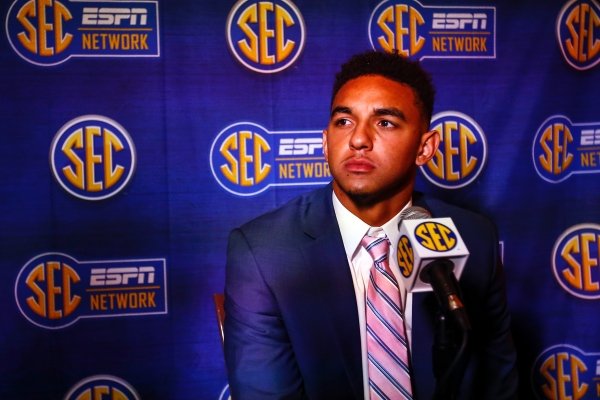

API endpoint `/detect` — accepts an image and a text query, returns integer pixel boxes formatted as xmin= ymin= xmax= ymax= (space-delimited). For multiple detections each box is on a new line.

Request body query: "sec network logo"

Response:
xmin=210 ymin=122 xmax=328 ymax=196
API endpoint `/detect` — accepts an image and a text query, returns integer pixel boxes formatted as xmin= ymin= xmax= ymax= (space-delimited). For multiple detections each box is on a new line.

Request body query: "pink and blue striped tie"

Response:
xmin=362 ymin=233 xmax=413 ymax=399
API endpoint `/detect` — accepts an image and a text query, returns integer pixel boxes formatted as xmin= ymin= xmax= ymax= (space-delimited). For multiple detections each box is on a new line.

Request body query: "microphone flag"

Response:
xmin=397 ymin=217 xmax=469 ymax=293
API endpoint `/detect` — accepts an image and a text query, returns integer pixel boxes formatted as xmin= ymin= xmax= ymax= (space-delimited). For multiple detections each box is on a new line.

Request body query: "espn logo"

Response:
xmin=278 ymin=138 xmax=323 ymax=156
xmin=82 ymin=7 xmax=149 ymax=26
xmin=90 ymin=267 xmax=155 ymax=286
xmin=432 ymin=13 xmax=488 ymax=30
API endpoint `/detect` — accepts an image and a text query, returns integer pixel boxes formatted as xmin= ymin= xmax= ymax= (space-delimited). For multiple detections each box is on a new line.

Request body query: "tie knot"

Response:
xmin=361 ymin=234 xmax=390 ymax=264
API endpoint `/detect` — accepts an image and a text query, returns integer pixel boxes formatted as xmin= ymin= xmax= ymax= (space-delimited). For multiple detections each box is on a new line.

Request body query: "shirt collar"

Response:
xmin=332 ymin=192 xmax=412 ymax=258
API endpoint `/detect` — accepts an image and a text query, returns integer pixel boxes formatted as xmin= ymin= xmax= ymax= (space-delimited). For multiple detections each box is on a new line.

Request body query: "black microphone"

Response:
xmin=397 ymin=206 xmax=471 ymax=331
xmin=421 ymin=258 xmax=471 ymax=331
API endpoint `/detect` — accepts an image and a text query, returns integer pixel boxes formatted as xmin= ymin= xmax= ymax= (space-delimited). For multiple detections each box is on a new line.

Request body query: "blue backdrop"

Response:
xmin=2 ymin=0 xmax=600 ymax=399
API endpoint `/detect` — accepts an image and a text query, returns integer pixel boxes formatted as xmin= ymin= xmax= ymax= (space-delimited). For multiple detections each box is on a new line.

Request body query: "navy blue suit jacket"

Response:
xmin=224 ymin=184 xmax=518 ymax=399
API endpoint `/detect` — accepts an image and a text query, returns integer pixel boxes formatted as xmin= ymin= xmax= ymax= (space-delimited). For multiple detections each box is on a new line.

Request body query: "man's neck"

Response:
xmin=332 ymin=184 xmax=413 ymax=226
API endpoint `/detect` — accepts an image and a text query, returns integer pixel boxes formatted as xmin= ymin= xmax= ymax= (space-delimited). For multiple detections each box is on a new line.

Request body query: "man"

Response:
xmin=224 ymin=50 xmax=518 ymax=399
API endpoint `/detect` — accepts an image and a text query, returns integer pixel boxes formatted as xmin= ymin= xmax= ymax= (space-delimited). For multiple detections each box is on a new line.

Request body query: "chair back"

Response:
xmin=213 ymin=293 xmax=225 ymax=344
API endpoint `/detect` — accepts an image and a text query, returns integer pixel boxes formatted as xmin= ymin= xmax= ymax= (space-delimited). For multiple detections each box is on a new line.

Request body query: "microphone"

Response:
xmin=396 ymin=206 xmax=471 ymax=330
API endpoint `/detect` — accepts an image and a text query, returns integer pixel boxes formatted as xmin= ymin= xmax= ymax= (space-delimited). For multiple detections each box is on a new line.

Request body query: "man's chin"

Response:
xmin=341 ymin=181 xmax=409 ymax=207
xmin=345 ymin=187 xmax=378 ymax=205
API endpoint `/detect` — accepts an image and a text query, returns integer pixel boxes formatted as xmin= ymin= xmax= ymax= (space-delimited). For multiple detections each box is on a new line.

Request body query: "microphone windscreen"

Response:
xmin=399 ymin=206 xmax=431 ymax=220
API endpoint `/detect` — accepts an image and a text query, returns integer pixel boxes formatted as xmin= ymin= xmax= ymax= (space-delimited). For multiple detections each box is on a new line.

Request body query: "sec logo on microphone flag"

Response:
xmin=397 ymin=217 xmax=469 ymax=292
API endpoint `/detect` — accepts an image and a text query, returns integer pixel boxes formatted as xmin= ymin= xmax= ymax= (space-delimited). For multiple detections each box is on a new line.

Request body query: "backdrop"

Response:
xmin=2 ymin=0 xmax=600 ymax=399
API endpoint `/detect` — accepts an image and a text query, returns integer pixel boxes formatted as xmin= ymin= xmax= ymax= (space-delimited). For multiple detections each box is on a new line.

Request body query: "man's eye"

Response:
xmin=379 ymin=120 xmax=396 ymax=128
xmin=334 ymin=118 xmax=351 ymax=126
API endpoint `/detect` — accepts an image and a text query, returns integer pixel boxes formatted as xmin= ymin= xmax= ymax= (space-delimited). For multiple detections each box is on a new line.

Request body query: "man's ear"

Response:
xmin=322 ymin=129 xmax=329 ymax=162
xmin=416 ymin=129 xmax=440 ymax=166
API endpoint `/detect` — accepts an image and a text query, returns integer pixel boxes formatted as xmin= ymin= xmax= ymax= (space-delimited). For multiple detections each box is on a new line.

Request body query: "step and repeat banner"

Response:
xmin=1 ymin=0 xmax=599 ymax=399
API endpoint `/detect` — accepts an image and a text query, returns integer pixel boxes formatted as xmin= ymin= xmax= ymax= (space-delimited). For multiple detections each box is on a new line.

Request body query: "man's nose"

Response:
xmin=349 ymin=123 xmax=373 ymax=150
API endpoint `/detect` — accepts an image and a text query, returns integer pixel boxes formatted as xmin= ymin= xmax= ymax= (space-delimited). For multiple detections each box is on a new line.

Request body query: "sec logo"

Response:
xmin=226 ymin=0 xmax=305 ymax=73
xmin=65 ymin=375 xmax=140 ymax=400
xmin=50 ymin=115 xmax=136 ymax=200
xmin=421 ymin=111 xmax=487 ymax=189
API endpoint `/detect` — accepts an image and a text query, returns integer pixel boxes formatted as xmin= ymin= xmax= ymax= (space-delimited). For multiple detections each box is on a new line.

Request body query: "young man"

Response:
xmin=224 ymin=50 xmax=518 ymax=399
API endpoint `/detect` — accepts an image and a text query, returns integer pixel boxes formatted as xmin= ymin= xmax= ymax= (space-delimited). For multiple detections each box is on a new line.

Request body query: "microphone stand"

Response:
xmin=421 ymin=260 xmax=471 ymax=400
xmin=432 ymin=311 xmax=468 ymax=399
xmin=432 ymin=312 xmax=456 ymax=399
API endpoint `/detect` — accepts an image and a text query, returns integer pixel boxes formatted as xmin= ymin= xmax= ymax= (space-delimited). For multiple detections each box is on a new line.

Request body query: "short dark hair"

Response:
xmin=331 ymin=50 xmax=435 ymax=127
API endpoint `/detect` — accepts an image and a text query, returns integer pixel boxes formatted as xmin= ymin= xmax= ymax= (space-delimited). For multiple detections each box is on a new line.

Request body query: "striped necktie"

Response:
xmin=362 ymin=232 xmax=413 ymax=400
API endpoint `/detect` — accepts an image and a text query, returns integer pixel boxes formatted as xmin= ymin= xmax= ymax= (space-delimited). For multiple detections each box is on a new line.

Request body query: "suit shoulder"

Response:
xmin=424 ymin=195 xmax=493 ymax=223
xmin=235 ymin=185 xmax=332 ymax=238
xmin=420 ymin=194 xmax=497 ymax=239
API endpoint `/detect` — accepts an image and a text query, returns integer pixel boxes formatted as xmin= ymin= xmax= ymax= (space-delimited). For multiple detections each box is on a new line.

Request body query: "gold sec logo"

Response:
xmin=369 ymin=0 xmax=426 ymax=57
xmin=420 ymin=111 xmax=487 ymax=189
xmin=552 ymin=223 xmax=600 ymax=299
xmin=50 ymin=115 xmax=136 ymax=200
xmin=15 ymin=253 xmax=82 ymax=329
xmin=6 ymin=0 xmax=74 ymax=66
xmin=556 ymin=0 xmax=600 ymax=71
xmin=65 ymin=375 xmax=140 ymax=400
xmin=210 ymin=122 xmax=273 ymax=196
xmin=414 ymin=221 xmax=457 ymax=252
xmin=532 ymin=344 xmax=600 ymax=399
xmin=226 ymin=0 xmax=306 ymax=73
xmin=396 ymin=235 xmax=414 ymax=278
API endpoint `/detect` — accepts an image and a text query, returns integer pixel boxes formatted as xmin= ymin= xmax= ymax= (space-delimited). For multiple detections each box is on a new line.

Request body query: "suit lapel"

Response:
xmin=300 ymin=184 xmax=363 ymax=398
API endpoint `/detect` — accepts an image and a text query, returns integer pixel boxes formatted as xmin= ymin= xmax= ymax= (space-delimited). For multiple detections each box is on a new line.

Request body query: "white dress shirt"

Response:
xmin=331 ymin=193 xmax=414 ymax=400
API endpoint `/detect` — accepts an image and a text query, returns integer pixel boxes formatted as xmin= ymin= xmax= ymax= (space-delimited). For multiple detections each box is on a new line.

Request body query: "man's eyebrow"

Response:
xmin=374 ymin=107 xmax=407 ymax=121
xmin=329 ymin=106 xmax=408 ymax=121
xmin=330 ymin=106 xmax=352 ymax=117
